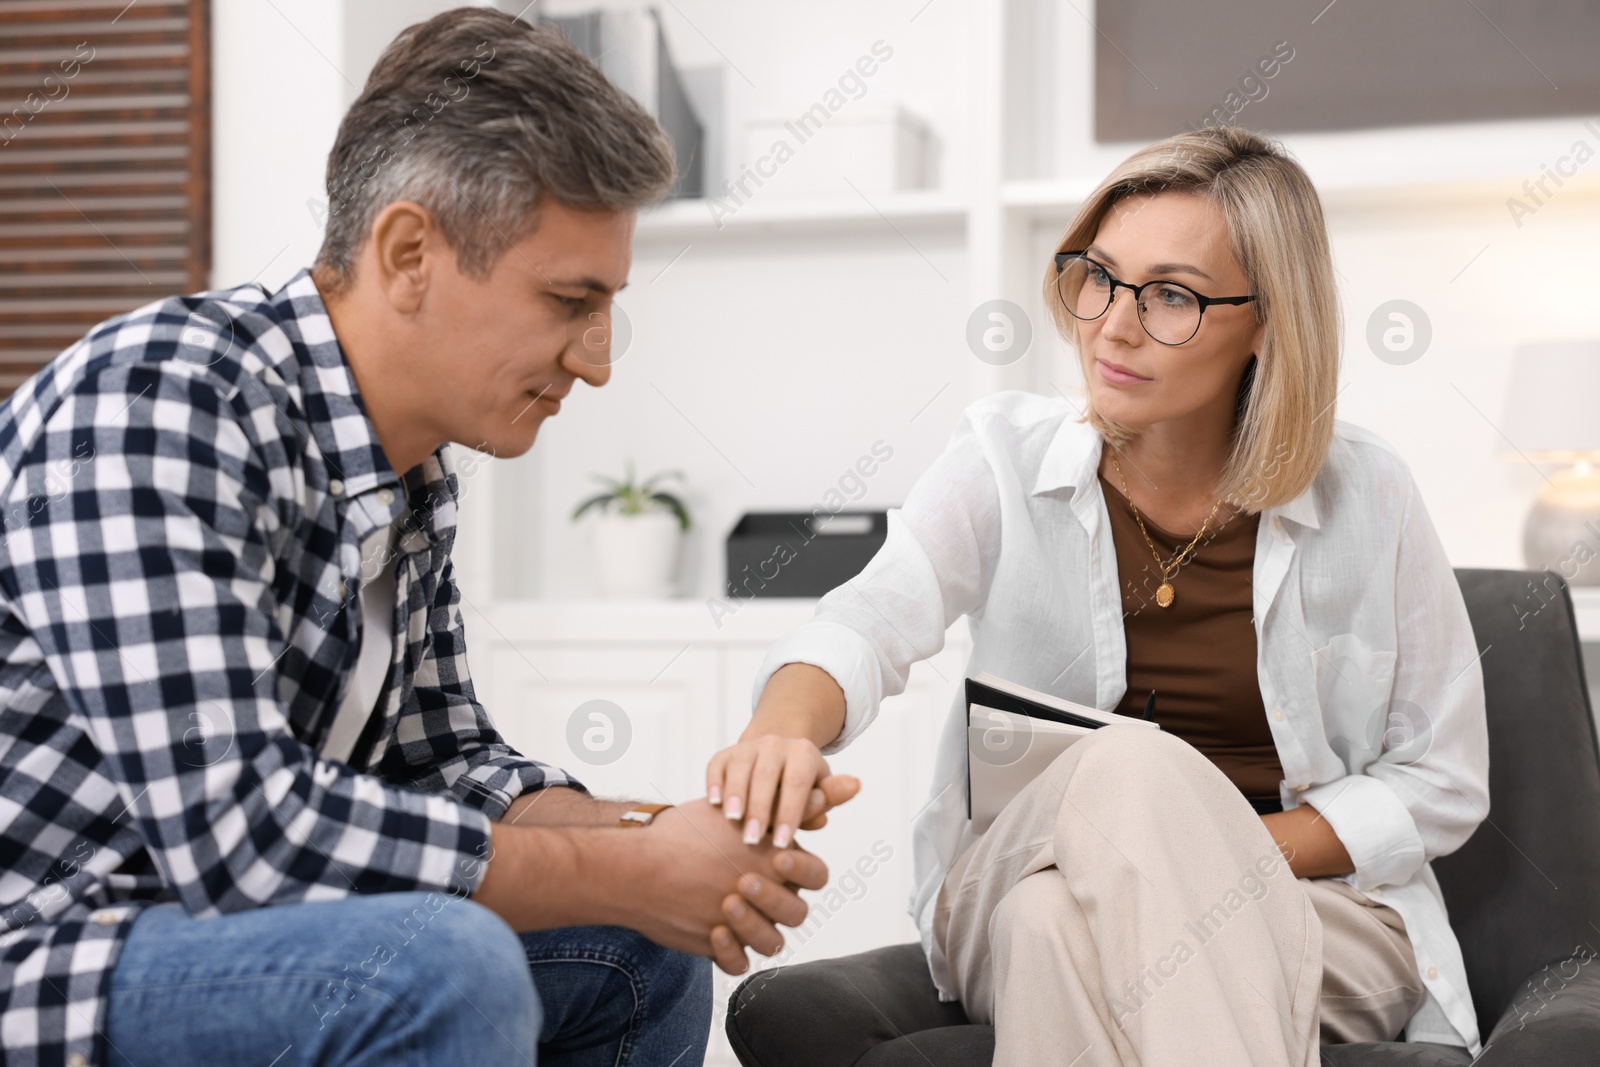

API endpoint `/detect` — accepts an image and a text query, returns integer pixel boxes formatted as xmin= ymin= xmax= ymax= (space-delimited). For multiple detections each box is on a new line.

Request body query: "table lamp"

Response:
xmin=1500 ymin=339 xmax=1600 ymax=584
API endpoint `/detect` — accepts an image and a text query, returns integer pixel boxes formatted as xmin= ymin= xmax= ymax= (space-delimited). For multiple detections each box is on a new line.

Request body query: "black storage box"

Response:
xmin=724 ymin=511 xmax=888 ymax=598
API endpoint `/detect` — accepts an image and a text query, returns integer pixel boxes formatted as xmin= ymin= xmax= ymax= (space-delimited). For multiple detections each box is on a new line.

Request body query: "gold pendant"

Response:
xmin=1156 ymin=581 xmax=1175 ymax=608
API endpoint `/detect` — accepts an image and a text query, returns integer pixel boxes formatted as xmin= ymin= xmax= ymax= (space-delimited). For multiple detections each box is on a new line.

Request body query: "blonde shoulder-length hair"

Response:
xmin=1044 ymin=126 xmax=1338 ymax=513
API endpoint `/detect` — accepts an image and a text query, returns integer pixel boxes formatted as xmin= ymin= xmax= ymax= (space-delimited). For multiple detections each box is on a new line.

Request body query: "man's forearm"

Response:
xmin=473 ymin=820 xmax=638 ymax=931
xmin=503 ymin=785 xmax=636 ymax=827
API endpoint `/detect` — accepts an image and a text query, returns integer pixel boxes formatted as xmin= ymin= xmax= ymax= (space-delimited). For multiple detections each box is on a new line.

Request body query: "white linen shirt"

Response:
xmin=753 ymin=391 xmax=1490 ymax=1054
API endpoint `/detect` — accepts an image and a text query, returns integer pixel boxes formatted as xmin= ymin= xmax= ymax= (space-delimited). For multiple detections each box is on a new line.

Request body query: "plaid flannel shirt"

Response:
xmin=0 ymin=269 xmax=578 ymax=1066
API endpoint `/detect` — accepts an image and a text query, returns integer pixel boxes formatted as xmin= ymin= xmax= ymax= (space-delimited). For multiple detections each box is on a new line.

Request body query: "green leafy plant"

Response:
xmin=570 ymin=462 xmax=691 ymax=530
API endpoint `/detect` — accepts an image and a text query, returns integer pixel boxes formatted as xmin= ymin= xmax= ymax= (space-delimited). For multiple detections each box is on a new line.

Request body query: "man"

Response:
xmin=0 ymin=9 xmax=853 ymax=1066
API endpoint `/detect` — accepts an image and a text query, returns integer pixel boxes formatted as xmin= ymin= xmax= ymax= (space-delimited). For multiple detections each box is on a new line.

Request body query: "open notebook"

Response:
xmin=966 ymin=672 xmax=1159 ymax=834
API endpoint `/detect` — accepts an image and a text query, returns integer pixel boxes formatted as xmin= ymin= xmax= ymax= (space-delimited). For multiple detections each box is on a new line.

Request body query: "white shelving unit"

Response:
xmin=634 ymin=189 xmax=968 ymax=241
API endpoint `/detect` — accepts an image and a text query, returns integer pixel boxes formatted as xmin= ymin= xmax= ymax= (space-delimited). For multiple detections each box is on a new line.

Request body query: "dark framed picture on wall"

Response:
xmin=1094 ymin=0 xmax=1600 ymax=142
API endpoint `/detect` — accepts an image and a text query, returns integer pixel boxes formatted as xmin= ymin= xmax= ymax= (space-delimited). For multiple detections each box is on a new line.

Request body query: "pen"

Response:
xmin=1142 ymin=690 xmax=1157 ymax=722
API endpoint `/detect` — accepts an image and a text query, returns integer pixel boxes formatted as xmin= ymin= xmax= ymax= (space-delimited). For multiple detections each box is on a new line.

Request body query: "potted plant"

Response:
xmin=571 ymin=464 xmax=691 ymax=598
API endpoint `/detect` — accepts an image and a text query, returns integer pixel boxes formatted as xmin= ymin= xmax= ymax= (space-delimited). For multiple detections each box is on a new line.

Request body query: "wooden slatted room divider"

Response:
xmin=0 ymin=0 xmax=210 ymax=395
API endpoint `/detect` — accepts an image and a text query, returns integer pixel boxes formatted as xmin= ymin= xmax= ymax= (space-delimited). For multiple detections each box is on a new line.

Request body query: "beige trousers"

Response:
xmin=936 ymin=724 xmax=1428 ymax=1067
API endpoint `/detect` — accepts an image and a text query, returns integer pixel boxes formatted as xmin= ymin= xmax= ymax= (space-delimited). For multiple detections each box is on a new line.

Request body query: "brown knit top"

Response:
xmin=1099 ymin=470 xmax=1286 ymax=805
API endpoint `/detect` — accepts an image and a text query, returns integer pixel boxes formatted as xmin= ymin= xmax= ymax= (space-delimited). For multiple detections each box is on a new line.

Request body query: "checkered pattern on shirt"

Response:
xmin=0 ymin=270 xmax=578 ymax=1066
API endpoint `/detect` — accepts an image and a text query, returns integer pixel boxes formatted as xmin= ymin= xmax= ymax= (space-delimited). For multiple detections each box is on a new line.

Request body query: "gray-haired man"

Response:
xmin=0 ymin=9 xmax=849 ymax=1066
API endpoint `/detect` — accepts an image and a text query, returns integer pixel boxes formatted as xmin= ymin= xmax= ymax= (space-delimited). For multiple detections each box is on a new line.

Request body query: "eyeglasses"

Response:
xmin=1053 ymin=251 xmax=1258 ymax=346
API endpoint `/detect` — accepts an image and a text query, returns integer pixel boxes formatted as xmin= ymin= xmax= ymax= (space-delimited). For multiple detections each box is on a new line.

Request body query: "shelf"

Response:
xmin=634 ymin=171 xmax=1600 ymax=243
xmin=636 ymin=171 xmax=1537 ymax=243
xmin=635 ymin=189 xmax=968 ymax=241
xmin=998 ymin=172 xmax=1600 ymax=224
xmin=999 ymin=176 xmax=1097 ymax=216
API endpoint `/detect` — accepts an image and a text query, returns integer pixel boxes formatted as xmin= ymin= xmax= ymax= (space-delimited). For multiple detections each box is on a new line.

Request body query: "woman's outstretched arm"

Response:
xmin=707 ymin=400 xmax=1018 ymax=847
xmin=704 ymin=664 xmax=856 ymax=849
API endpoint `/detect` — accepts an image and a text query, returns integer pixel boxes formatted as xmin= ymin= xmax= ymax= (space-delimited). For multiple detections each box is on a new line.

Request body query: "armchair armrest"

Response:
xmin=1475 ymin=954 xmax=1600 ymax=1065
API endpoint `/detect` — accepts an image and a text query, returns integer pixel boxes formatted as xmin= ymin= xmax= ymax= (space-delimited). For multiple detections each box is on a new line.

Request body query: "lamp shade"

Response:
xmin=1500 ymin=339 xmax=1600 ymax=459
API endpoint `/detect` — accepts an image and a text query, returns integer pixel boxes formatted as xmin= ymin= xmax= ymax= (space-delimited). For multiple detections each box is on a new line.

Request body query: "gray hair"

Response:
xmin=315 ymin=7 xmax=677 ymax=292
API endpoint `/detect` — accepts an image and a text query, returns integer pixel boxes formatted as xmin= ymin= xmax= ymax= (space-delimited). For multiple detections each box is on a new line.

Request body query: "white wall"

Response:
xmin=210 ymin=0 xmax=346 ymax=292
xmin=514 ymin=226 xmax=972 ymax=599
xmin=498 ymin=0 xmax=981 ymax=599
xmin=210 ymin=0 xmax=494 ymax=294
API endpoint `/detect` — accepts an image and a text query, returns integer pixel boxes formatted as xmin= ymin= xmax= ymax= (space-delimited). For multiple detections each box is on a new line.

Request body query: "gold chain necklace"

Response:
xmin=1109 ymin=452 xmax=1224 ymax=609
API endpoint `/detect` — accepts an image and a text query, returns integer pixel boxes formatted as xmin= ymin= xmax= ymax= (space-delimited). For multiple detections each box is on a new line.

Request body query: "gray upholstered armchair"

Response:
xmin=725 ymin=569 xmax=1600 ymax=1066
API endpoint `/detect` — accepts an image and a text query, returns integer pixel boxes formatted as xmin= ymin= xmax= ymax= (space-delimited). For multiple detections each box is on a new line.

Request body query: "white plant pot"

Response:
xmin=590 ymin=511 xmax=683 ymax=598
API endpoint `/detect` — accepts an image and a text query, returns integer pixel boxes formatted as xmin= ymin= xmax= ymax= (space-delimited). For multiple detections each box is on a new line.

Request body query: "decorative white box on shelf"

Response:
xmin=741 ymin=103 xmax=937 ymax=198
xmin=465 ymin=598 xmax=972 ymax=1067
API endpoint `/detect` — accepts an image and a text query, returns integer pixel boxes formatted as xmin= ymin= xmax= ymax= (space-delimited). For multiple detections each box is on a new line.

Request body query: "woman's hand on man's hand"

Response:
xmin=706 ymin=734 xmax=861 ymax=848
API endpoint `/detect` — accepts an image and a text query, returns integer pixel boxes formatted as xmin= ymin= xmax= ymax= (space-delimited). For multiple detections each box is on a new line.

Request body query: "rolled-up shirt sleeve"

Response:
xmin=753 ymin=408 xmax=1004 ymax=752
xmin=2 ymin=367 xmax=495 ymax=913
xmin=1298 ymin=469 xmax=1490 ymax=890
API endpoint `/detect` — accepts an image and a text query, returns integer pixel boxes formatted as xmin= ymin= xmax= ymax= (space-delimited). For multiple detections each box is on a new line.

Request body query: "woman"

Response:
xmin=705 ymin=127 xmax=1488 ymax=1065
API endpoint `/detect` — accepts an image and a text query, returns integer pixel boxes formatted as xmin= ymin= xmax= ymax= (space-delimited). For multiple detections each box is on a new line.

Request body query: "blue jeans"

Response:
xmin=104 ymin=892 xmax=712 ymax=1066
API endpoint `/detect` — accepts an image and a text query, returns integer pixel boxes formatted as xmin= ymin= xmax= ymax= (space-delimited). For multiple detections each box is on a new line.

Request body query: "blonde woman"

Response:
xmin=705 ymin=127 xmax=1489 ymax=1065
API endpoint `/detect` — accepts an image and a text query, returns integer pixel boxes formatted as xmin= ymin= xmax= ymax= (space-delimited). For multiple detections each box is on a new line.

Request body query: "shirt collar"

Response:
xmin=268 ymin=269 xmax=401 ymax=502
xmin=1031 ymin=416 xmax=1101 ymax=499
xmin=265 ymin=270 xmax=462 ymax=545
xmin=1275 ymin=481 xmax=1320 ymax=530
xmin=400 ymin=450 xmax=461 ymax=544
xmin=1029 ymin=411 xmax=1321 ymax=530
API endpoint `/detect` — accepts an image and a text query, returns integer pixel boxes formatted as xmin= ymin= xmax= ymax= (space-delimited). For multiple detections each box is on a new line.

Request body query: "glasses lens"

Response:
xmin=1057 ymin=257 xmax=1112 ymax=321
xmin=1138 ymin=282 xmax=1203 ymax=344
